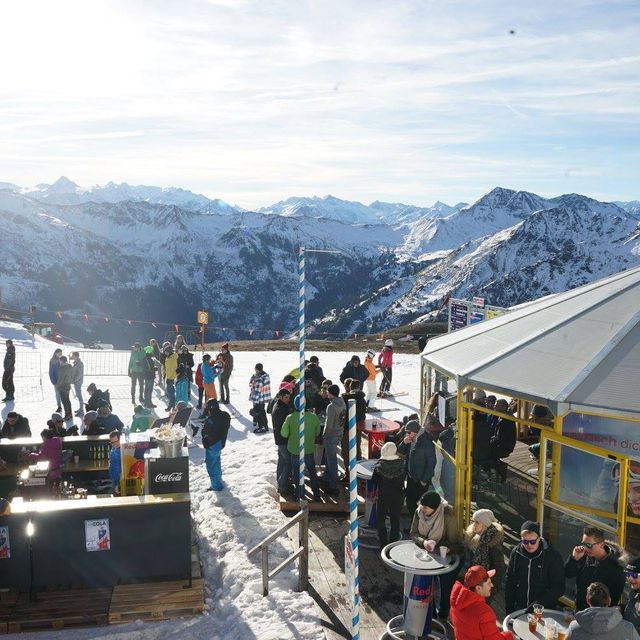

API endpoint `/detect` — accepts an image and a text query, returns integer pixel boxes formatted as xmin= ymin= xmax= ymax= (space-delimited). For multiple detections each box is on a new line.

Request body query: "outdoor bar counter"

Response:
xmin=0 ymin=492 xmax=191 ymax=590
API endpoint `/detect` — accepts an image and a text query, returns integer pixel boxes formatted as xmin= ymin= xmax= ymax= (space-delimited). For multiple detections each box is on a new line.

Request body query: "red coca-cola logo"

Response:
xmin=155 ymin=472 xmax=183 ymax=482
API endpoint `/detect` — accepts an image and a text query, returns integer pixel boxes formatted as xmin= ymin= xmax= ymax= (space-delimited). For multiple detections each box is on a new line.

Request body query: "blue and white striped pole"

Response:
xmin=348 ymin=398 xmax=360 ymax=639
xmin=298 ymin=246 xmax=306 ymax=501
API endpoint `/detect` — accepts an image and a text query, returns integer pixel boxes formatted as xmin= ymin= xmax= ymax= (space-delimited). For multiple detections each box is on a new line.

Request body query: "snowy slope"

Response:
xmin=0 ymin=320 xmax=421 ymax=640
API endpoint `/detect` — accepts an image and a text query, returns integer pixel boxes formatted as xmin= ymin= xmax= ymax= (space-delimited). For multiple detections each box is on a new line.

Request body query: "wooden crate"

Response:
xmin=4 ymin=588 xmax=111 ymax=634
xmin=109 ymin=578 xmax=204 ymax=624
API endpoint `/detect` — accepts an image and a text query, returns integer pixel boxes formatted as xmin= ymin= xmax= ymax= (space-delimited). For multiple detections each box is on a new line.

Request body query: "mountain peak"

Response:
xmin=50 ymin=176 xmax=80 ymax=193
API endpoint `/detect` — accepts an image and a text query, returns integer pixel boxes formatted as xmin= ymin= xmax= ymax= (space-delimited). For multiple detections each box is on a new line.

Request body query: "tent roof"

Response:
xmin=421 ymin=266 xmax=640 ymax=419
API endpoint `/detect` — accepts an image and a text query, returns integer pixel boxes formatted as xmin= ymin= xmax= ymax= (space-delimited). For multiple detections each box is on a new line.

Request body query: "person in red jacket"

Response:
xmin=450 ymin=565 xmax=513 ymax=640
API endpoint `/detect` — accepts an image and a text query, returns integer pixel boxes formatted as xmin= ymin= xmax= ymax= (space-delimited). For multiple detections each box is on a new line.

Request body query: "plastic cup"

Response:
xmin=534 ymin=604 xmax=544 ymax=620
xmin=439 ymin=546 xmax=449 ymax=558
xmin=545 ymin=620 xmax=557 ymax=640
xmin=73 ymin=455 xmax=79 ymax=464
xmin=528 ymin=614 xmax=537 ymax=632
xmin=557 ymin=630 xmax=566 ymax=640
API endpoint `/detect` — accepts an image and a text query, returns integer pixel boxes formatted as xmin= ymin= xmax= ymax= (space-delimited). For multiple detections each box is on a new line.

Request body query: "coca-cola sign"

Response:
xmin=155 ymin=472 xmax=183 ymax=483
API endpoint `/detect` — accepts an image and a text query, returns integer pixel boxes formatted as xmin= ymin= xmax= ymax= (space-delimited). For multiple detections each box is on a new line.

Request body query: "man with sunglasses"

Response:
xmin=504 ymin=520 xmax=565 ymax=614
xmin=565 ymin=526 xmax=626 ymax=611
xmin=623 ymin=558 xmax=640 ymax=632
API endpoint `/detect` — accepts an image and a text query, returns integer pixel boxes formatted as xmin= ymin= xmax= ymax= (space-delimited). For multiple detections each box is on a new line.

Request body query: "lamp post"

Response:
xmin=297 ymin=247 xmax=342 ymax=501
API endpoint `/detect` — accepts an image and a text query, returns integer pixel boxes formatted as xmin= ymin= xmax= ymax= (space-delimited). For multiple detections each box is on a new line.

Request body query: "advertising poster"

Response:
xmin=449 ymin=303 xmax=469 ymax=331
xmin=120 ymin=440 xmax=149 ymax=482
xmin=469 ymin=309 xmax=485 ymax=324
xmin=85 ymin=518 xmax=111 ymax=552
xmin=0 ymin=526 xmax=10 ymax=559
xmin=485 ymin=307 xmax=507 ymax=320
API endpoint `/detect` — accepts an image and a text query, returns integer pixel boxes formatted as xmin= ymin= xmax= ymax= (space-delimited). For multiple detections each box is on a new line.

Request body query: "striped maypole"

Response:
xmin=347 ymin=399 xmax=360 ymax=639
xmin=298 ymin=246 xmax=306 ymax=501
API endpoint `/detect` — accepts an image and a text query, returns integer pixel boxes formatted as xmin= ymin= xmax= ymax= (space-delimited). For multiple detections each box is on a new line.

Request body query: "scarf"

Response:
xmin=417 ymin=500 xmax=446 ymax=543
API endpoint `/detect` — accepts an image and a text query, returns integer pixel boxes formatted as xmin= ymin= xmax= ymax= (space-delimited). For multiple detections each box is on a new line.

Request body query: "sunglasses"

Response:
xmin=581 ymin=541 xmax=602 ymax=549
xmin=626 ymin=570 xmax=639 ymax=579
xmin=521 ymin=539 xmax=539 ymax=545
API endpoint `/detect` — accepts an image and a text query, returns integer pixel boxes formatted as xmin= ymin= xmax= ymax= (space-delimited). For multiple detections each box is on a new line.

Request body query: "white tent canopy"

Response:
xmin=421 ymin=265 xmax=640 ymax=419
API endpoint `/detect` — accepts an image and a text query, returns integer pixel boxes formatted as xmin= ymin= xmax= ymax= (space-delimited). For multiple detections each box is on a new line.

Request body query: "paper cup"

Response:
xmin=439 ymin=546 xmax=449 ymax=558
xmin=73 ymin=455 xmax=80 ymax=464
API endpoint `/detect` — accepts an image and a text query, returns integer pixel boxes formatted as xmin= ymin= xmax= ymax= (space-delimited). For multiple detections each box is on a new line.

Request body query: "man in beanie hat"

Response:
xmin=450 ymin=565 xmax=513 ymax=639
xmin=372 ymin=442 xmax=405 ymax=547
xmin=504 ymin=520 xmax=565 ymax=614
xmin=398 ymin=419 xmax=436 ymax=516
xmin=410 ymin=490 xmax=463 ymax=619
xmin=623 ymin=557 xmax=640 ymax=631
xmin=322 ymin=385 xmax=346 ymax=496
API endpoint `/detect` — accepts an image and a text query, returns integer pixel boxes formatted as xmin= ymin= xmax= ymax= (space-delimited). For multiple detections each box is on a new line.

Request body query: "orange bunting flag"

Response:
xmin=275 ymin=330 xmax=280 ymax=337
xmin=127 ymin=320 xmax=132 ymax=326
xmin=380 ymin=333 xmax=384 ymax=340
xmin=354 ymin=333 xmax=358 ymax=339
xmin=104 ymin=317 xmax=109 ymax=322
xmin=175 ymin=324 xmax=179 ymax=332
xmin=249 ymin=329 xmax=254 ymax=336
xmin=151 ymin=322 xmax=157 ymax=328
xmin=56 ymin=311 xmax=63 ymax=319
xmin=83 ymin=314 xmax=89 ymax=321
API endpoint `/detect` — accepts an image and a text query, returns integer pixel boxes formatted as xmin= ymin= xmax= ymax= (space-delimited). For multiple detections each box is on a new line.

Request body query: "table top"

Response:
xmin=355 ymin=458 xmax=377 ymax=479
xmin=363 ymin=417 xmax=400 ymax=434
xmin=511 ymin=610 xmax=570 ymax=640
xmin=381 ymin=540 xmax=459 ymax=575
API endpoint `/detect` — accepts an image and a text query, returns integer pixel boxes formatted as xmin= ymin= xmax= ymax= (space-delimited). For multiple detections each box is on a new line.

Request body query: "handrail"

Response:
xmin=248 ymin=501 xmax=309 ymax=596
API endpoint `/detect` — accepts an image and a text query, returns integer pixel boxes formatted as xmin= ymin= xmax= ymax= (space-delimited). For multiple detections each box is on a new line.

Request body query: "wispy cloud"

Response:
xmin=0 ymin=0 xmax=638 ymax=206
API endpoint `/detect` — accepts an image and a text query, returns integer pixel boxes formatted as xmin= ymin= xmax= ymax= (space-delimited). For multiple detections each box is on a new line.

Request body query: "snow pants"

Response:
xmin=379 ymin=367 xmax=392 ymax=394
xmin=166 ymin=379 xmax=176 ymax=410
xmin=203 ymin=383 xmax=216 ymax=402
xmin=364 ymin=380 xmax=377 ymax=406
xmin=2 ymin=370 xmax=14 ymax=400
xmin=205 ymin=442 xmax=223 ymax=490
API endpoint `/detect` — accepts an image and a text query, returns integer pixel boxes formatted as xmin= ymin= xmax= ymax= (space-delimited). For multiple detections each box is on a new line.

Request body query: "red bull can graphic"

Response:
xmin=364 ymin=479 xmax=379 ymax=527
xmin=403 ymin=573 xmax=434 ymax=637
xmin=98 ymin=525 xmax=110 ymax=550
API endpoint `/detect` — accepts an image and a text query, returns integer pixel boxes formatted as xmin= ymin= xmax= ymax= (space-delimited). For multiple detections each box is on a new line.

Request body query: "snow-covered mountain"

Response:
xmin=13 ymin=176 xmax=240 ymax=215
xmin=0 ymin=180 xmax=638 ymax=346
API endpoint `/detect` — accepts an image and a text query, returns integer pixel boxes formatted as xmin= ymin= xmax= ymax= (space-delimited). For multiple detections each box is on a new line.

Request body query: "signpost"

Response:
xmin=447 ymin=297 xmax=508 ymax=332
xmin=196 ymin=310 xmax=209 ymax=352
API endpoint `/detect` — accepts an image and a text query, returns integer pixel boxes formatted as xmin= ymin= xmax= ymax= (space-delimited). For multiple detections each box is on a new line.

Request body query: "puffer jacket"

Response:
xmin=565 ymin=542 xmax=626 ymax=610
xmin=450 ymin=581 xmax=513 ymax=640
xmin=504 ymin=537 xmax=565 ymax=613
xmin=371 ymin=457 xmax=405 ymax=505
xmin=466 ymin=522 xmax=506 ymax=587
xmin=567 ymin=607 xmax=640 ymax=639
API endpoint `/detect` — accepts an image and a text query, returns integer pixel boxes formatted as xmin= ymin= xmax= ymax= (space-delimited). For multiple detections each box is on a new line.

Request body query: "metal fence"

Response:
xmin=77 ymin=350 xmax=131 ymax=377
xmin=0 ymin=351 xmax=43 ymax=401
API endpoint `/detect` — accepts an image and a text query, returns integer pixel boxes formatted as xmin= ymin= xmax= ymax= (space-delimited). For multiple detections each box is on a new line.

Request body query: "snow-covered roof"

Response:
xmin=421 ymin=265 xmax=640 ymax=419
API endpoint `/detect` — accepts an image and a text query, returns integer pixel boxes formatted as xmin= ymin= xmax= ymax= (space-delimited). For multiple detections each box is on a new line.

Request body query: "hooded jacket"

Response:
xmin=504 ymin=537 xmax=565 ymax=613
xmin=567 ymin=607 xmax=640 ymax=639
xmin=565 ymin=543 xmax=626 ymax=610
xmin=450 ymin=581 xmax=513 ymax=640
xmin=397 ymin=428 xmax=436 ymax=484
xmin=202 ymin=409 xmax=231 ymax=450
xmin=371 ymin=457 xmax=405 ymax=505
xmin=271 ymin=398 xmax=294 ymax=446
xmin=378 ymin=347 xmax=393 ymax=368
xmin=324 ymin=396 xmax=346 ymax=439
xmin=339 ymin=361 xmax=368 ymax=386
xmin=466 ymin=522 xmax=506 ymax=587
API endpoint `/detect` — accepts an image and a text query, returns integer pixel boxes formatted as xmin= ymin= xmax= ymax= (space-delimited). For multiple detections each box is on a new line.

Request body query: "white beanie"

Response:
xmin=472 ymin=508 xmax=496 ymax=528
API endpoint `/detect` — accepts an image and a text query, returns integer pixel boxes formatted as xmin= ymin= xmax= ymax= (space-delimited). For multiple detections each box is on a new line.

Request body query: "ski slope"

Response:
xmin=0 ymin=321 xmax=421 ymax=640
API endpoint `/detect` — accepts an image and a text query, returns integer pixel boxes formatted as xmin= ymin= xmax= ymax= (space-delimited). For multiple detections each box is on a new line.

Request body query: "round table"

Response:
xmin=381 ymin=540 xmax=459 ymax=639
xmin=506 ymin=609 xmax=570 ymax=639
xmin=363 ymin=418 xmax=400 ymax=459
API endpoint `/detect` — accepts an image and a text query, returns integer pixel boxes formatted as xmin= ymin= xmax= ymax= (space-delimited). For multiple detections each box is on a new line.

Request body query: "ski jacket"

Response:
xmin=504 ymin=538 xmax=565 ymax=613
xmin=364 ymin=358 xmax=378 ymax=381
xmin=0 ymin=414 xmax=31 ymax=438
xmin=85 ymin=388 xmax=110 ymax=412
xmin=271 ymin=399 xmax=294 ymax=446
xmin=29 ymin=437 xmax=63 ymax=480
xmin=568 ymin=607 xmax=640 ymax=640
xmin=48 ymin=357 xmax=60 ymax=385
xmin=202 ymin=410 xmax=231 ymax=450
xmin=55 ymin=362 xmax=74 ymax=390
xmin=324 ymin=396 xmax=346 ymax=439
xmin=128 ymin=350 xmax=145 ymax=375
xmin=249 ymin=372 xmax=271 ymax=403
xmin=201 ymin=362 xmax=218 ymax=385
xmin=339 ymin=361 xmax=368 ymax=386
xmin=341 ymin=390 xmax=367 ymax=423
xmin=371 ymin=457 xmax=405 ymax=505
xmin=281 ymin=411 xmax=321 ymax=456
xmin=164 ymin=353 xmax=178 ymax=380
xmin=397 ymin=428 xmax=436 ymax=485
xmin=94 ymin=412 xmax=124 ymax=433
xmin=410 ymin=503 xmax=463 ymax=553
xmin=378 ymin=347 xmax=393 ymax=368
xmin=71 ymin=359 xmax=84 ymax=384
xmin=450 ymin=581 xmax=513 ymax=640
xmin=565 ymin=543 xmax=626 ymax=610
xmin=195 ymin=364 xmax=204 ymax=388
xmin=3 ymin=345 xmax=15 ymax=372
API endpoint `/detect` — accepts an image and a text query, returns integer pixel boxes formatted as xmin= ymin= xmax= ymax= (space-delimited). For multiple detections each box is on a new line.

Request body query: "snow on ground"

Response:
xmin=0 ymin=322 xmax=421 ymax=639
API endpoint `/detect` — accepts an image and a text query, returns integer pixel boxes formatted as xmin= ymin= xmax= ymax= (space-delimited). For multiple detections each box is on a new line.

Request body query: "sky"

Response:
xmin=0 ymin=0 xmax=639 ymax=209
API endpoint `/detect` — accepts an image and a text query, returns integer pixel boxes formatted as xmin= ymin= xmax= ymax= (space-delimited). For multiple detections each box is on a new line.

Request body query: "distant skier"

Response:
xmin=378 ymin=339 xmax=394 ymax=397
xmin=2 ymin=339 xmax=15 ymax=402
xmin=249 ymin=363 xmax=271 ymax=433
xmin=363 ymin=349 xmax=379 ymax=410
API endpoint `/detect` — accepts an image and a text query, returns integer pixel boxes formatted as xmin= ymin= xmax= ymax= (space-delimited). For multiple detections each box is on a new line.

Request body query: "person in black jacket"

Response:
xmin=2 ymin=339 xmax=15 ymax=402
xmin=85 ymin=383 xmax=111 ymax=412
xmin=201 ymin=399 xmax=231 ymax=492
xmin=342 ymin=380 xmax=367 ymax=460
xmin=565 ymin=525 xmax=626 ymax=610
xmin=504 ymin=520 xmax=565 ymax=613
xmin=271 ymin=388 xmax=294 ymax=495
xmin=339 ymin=356 xmax=368 ymax=388
xmin=0 ymin=412 xmax=31 ymax=438
xmin=489 ymin=399 xmax=517 ymax=482
xmin=372 ymin=441 xmax=405 ymax=547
